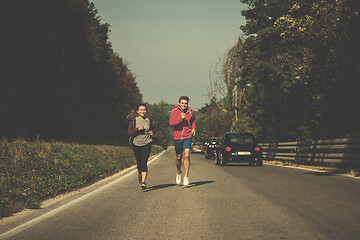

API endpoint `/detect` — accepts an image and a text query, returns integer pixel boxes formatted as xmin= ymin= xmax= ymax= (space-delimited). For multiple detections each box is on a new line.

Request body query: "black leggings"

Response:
xmin=132 ymin=143 xmax=152 ymax=173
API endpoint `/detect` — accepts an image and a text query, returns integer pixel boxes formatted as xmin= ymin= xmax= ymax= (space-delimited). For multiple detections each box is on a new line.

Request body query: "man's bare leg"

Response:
xmin=176 ymin=154 xmax=182 ymax=174
xmin=183 ymin=149 xmax=190 ymax=177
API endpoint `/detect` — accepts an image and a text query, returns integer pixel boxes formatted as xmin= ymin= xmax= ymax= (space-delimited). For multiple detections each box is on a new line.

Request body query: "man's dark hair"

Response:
xmin=179 ymin=96 xmax=189 ymax=103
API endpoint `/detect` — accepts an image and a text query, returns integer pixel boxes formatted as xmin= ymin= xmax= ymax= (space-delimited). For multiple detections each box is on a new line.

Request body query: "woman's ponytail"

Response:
xmin=126 ymin=103 xmax=147 ymax=120
xmin=126 ymin=108 xmax=137 ymax=120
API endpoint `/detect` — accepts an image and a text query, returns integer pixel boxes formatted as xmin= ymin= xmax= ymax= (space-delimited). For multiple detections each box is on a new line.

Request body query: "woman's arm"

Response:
xmin=127 ymin=118 xmax=139 ymax=136
xmin=148 ymin=118 xmax=155 ymax=136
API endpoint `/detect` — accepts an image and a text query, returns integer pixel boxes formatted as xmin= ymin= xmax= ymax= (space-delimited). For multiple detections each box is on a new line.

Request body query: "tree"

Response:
xmin=147 ymin=101 xmax=172 ymax=149
xmin=0 ymin=0 xmax=143 ymax=144
xmin=235 ymin=0 xmax=297 ymax=141
xmin=207 ymin=38 xmax=247 ymax=131
xmin=197 ymin=101 xmax=232 ymax=140
xmin=274 ymin=0 xmax=360 ymax=138
xmin=222 ymin=0 xmax=360 ymax=141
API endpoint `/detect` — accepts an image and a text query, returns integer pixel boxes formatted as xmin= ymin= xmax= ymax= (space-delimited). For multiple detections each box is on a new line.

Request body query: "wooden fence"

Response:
xmin=259 ymin=137 xmax=360 ymax=167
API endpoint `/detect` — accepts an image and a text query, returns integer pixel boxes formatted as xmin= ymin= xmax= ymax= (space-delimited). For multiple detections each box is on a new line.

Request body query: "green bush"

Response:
xmin=0 ymin=139 xmax=163 ymax=218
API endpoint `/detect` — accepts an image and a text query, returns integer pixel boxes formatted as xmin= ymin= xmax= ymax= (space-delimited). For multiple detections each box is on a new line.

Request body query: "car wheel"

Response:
xmin=220 ymin=153 xmax=227 ymax=166
xmin=249 ymin=158 xmax=255 ymax=166
xmin=205 ymin=153 xmax=209 ymax=159
xmin=256 ymin=156 xmax=263 ymax=166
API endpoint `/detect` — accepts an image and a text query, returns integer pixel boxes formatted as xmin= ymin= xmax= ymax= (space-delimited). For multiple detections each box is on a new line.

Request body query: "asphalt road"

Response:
xmin=1 ymin=148 xmax=360 ymax=240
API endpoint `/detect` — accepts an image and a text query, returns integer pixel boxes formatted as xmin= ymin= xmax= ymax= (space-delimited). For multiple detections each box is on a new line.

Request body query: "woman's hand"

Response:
xmin=148 ymin=130 xmax=154 ymax=136
xmin=138 ymin=125 xmax=144 ymax=130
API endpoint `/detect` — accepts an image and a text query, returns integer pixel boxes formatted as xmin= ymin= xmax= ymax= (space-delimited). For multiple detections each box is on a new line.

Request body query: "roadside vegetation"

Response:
xmin=1 ymin=0 xmax=142 ymax=145
xmin=200 ymin=0 xmax=359 ymax=143
xmin=0 ymin=139 xmax=163 ymax=218
xmin=146 ymin=101 xmax=173 ymax=149
xmin=194 ymin=0 xmax=360 ymax=172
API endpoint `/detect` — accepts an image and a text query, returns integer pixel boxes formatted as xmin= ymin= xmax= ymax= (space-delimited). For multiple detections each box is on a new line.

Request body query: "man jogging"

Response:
xmin=169 ymin=96 xmax=196 ymax=186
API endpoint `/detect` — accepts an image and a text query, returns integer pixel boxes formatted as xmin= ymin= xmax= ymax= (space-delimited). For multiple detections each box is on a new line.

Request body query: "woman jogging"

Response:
xmin=127 ymin=104 xmax=154 ymax=190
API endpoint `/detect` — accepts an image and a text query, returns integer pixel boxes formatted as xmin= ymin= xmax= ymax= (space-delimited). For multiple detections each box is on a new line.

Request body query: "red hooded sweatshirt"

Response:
xmin=169 ymin=104 xmax=196 ymax=140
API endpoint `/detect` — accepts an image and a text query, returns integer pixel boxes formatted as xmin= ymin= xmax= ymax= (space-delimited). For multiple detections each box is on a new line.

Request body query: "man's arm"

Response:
xmin=169 ymin=109 xmax=184 ymax=126
xmin=191 ymin=110 xmax=196 ymax=136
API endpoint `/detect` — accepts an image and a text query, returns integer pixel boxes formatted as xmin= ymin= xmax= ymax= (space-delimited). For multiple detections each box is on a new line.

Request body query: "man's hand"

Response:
xmin=138 ymin=125 xmax=144 ymax=130
xmin=148 ymin=130 xmax=153 ymax=136
xmin=181 ymin=113 xmax=186 ymax=119
xmin=192 ymin=129 xmax=196 ymax=136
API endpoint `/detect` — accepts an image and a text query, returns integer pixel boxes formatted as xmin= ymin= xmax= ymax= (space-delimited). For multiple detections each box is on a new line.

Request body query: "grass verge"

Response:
xmin=0 ymin=139 xmax=163 ymax=218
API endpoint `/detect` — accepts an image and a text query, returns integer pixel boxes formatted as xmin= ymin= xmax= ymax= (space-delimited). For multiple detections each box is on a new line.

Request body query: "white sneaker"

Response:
xmin=176 ymin=173 xmax=182 ymax=185
xmin=183 ymin=176 xmax=189 ymax=186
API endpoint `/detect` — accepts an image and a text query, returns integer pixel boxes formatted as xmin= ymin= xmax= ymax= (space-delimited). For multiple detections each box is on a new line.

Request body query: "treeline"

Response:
xmin=1 ymin=0 xmax=141 ymax=145
xmin=147 ymin=101 xmax=173 ymax=149
xmin=203 ymin=0 xmax=360 ymax=142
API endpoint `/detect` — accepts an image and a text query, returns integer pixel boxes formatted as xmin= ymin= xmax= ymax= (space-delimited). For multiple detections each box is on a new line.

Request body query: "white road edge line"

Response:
xmin=0 ymin=150 xmax=166 ymax=240
xmin=264 ymin=163 xmax=360 ymax=179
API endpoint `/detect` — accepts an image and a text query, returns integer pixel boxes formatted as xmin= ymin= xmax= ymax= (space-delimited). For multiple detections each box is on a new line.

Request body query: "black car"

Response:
xmin=215 ymin=132 xmax=263 ymax=166
xmin=205 ymin=137 xmax=221 ymax=159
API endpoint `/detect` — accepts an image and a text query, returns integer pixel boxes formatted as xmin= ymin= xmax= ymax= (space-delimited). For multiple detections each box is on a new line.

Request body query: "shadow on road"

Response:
xmin=143 ymin=183 xmax=176 ymax=192
xmin=143 ymin=181 xmax=215 ymax=192
xmin=185 ymin=180 xmax=215 ymax=189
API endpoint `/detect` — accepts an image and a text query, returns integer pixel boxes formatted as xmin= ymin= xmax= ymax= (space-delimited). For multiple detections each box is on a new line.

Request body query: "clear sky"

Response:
xmin=90 ymin=0 xmax=247 ymax=110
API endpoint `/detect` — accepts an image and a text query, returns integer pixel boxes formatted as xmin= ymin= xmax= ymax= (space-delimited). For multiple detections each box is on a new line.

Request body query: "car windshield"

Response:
xmin=226 ymin=133 xmax=253 ymax=144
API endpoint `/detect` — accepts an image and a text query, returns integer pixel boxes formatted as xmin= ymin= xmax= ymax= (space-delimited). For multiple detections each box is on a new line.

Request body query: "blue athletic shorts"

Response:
xmin=174 ymin=138 xmax=192 ymax=155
